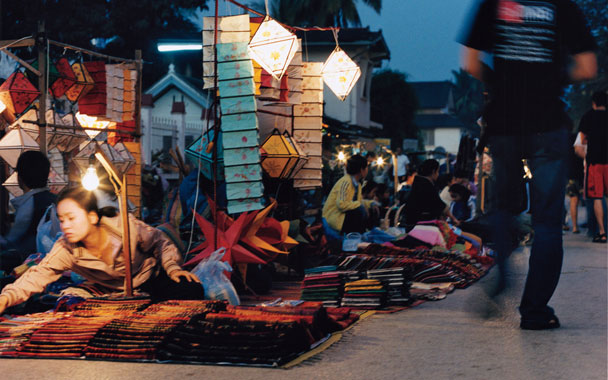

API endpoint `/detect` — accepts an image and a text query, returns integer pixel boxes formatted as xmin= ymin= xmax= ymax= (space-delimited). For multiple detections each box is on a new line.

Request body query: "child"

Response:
xmin=449 ymin=183 xmax=476 ymax=223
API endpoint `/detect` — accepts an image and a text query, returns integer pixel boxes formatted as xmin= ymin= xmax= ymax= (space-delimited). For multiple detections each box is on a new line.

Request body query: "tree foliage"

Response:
xmin=265 ymin=0 xmax=382 ymax=27
xmin=568 ymin=0 xmax=608 ymax=124
xmin=370 ymin=69 xmax=418 ymax=149
xmin=0 ymin=0 xmax=208 ymax=85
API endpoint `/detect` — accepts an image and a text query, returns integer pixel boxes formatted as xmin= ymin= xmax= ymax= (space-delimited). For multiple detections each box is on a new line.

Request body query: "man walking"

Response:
xmin=460 ymin=0 xmax=597 ymax=329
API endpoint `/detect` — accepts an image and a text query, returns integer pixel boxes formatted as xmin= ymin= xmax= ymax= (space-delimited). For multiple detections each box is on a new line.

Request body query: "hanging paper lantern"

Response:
xmin=76 ymin=112 xmax=113 ymax=140
xmin=65 ymin=62 xmax=95 ymax=103
xmin=260 ymin=129 xmax=300 ymax=179
xmin=283 ymin=131 xmax=308 ymax=178
xmin=9 ymin=107 xmax=40 ymax=140
xmin=2 ymin=171 xmax=22 ymax=197
xmin=99 ymin=142 xmax=129 ymax=176
xmin=26 ymin=60 xmax=59 ymax=93
xmin=0 ymin=71 xmax=41 ymax=117
xmin=46 ymin=110 xmax=88 ymax=152
xmin=247 ymin=16 xmax=298 ymax=81
xmin=50 ymin=58 xmax=76 ymax=98
xmin=73 ymin=140 xmax=99 ymax=174
xmin=48 ymin=168 xmax=68 ymax=194
xmin=321 ymin=47 xmax=361 ymax=101
xmin=185 ymin=129 xmax=224 ymax=181
xmin=0 ymin=128 xmax=40 ymax=168
xmin=113 ymin=142 xmax=136 ymax=174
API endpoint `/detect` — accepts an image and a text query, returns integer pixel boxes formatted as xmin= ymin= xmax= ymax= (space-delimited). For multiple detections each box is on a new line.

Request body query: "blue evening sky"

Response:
xmin=193 ymin=0 xmax=479 ymax=81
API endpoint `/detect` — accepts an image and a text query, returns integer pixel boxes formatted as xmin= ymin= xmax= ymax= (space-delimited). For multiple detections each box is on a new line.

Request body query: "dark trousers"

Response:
xmin=488 ymin=128 xmax=568 ymax=322
xmin=341 ymin=206 xmax=367 ymax=234
xmin=140 ymin=269 xmax=205 ymax=303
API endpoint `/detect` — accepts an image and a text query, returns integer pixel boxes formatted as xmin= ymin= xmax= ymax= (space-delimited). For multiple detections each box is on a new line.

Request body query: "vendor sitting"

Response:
xmin=0 ymin=187 xmax=203 ymax=314
xmin=403 ymin=159 xmax=460 ymax=230
xmin=0 ymin=151 xmax=56 ymax=272
xmin=323 ymin=154 xmax=376 ymax=234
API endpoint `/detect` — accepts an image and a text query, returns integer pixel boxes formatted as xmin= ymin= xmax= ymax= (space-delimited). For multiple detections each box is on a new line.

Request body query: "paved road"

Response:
xmin=1 ymin=232 xmax=606 ymax=380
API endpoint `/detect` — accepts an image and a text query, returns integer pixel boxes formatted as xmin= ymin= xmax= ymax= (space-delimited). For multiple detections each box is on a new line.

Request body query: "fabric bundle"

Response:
xmin=300 ymin=271 xmax=344 ymax=307
xmin=158 ymin=304 xmax=324 ymax=366
xmin=366 ymin=268 xmax=412 ymax=306
xmin=0 ymin=312 xmax=68 ymax=357
xmin=84 ymin=300 xmax=224 ymax=361
xmin=341 ymin=279 xmax=387 ymax=309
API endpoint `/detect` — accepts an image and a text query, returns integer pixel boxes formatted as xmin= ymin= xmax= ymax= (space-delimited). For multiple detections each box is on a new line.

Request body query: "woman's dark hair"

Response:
xmin=16 ymin=151 xmax=50 ymax=189
xmin=362 ymin=180 xmax=377 ymax=197
xmin=449 ymin=183 xmax=471 ymax=202
xmin=419 ymin=159 xmax=439 ymax=177
xmin=436 ymin=173 xmax=454 ymax=190
xmin=365 ymin=151 xmax=377 ymax=160
xmin=346 ymin=154 xmax=368 ymax=175
xmin=57 ymin=187 xmax=117 ymax=224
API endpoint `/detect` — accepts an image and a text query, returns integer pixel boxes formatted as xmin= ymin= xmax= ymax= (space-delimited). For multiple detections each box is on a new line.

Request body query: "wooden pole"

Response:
xmin=135 ymin=50 xmax=142 ymax=137
xmin=36 ymin=21 xmax=47 ymax=155
xmin=120 ymin=173 xmax=133 ymax=296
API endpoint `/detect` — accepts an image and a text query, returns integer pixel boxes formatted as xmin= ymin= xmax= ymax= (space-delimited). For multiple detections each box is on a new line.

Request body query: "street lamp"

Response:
xmin=80 ymin=145 xmax=134 ymax=296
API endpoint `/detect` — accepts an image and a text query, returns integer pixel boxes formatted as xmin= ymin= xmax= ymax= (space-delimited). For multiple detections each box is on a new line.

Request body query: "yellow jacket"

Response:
xmin=322 ymin=174 xmax=372 ymax=232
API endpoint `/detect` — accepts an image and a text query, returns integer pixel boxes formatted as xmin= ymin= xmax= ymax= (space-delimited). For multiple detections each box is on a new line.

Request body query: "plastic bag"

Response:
xmin=190 ymin=247 xmax=240 ymax=305
xmin=36 ymin=204 xmax=62 ymax=254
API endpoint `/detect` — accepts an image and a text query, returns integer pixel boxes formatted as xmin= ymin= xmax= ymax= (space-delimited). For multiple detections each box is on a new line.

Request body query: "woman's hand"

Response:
xmin=0 ymin=296 xmax=9 ymax=315
xmin=169 ymin=270 xmax=201 ymax=283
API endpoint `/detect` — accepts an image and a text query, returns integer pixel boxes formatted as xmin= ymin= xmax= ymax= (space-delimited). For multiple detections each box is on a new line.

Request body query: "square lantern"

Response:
xmin=76 ymin=112 xmax=114 ymax=140
xmin=185 ymin=129 xmax=224 ymax=181
xmin=0 ymin=71 xmax=41 ymax=117
xmin=283 ymin=131 xmax=308 ymax=178
xmin=0 ymin=128 xmax=40 ymax=168
xmin=2 ymin=171 xmax=22 ymax=197
xmin=260 ymin=129 xmax=300 ymax=179
xmin=48 ymin=168 xmax=68 ymax=194
xmin=247 ymin=16 xmax=298 ymax=81
xmin=321 ymin=46 xmax=361 ymax=101
xmin=51 ymin=58 xmax=77 ymax=98
xmin=65 ymin=62 xmax=95 ymax=103
xmin=113 ymin=142 xmax=136 ymax=173
xmin=46 ymin=110 xmax=89 ymax=152
xmin=9 ymin=106 xmax=40 ymax=140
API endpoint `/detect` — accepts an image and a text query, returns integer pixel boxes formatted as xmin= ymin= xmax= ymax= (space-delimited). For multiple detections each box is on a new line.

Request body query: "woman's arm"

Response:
xmin=0 ymin=241 xmax=73 ymax=313
xmin=134 ymin=218 xmax=200 ymax=283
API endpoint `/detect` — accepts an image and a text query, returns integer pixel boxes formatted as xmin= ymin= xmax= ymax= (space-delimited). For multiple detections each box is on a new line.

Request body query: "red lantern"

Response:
xmin=50 ymin=58 xmax=76 ymax=98
xmin=0 ymin=71 xmax=41 ymax=116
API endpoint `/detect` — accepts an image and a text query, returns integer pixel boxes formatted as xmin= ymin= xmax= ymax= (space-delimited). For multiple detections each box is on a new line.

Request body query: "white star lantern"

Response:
xmin=322 ymin=46 xmax=361 ymax=101
xmin=0 ymin=128 xmax=40 ymax=168
xmin=247 ymin=16 xmax=298 ymax=80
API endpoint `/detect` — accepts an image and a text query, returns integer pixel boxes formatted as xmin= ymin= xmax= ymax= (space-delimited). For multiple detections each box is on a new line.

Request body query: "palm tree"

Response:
xmin=263 ymin=0 xmax=382 ymax=27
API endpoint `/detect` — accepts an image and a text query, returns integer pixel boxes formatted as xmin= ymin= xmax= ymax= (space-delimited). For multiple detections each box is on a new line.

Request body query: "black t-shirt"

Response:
xmin=579 ymin=109 xmax=608 ymax=165
xmin=462 ymin=0 xmax=596 ymax=136
xmin=568 ymin=132 xmax=584 ymax=181
xmin=404 ymin=176 xmax=446 ymax=228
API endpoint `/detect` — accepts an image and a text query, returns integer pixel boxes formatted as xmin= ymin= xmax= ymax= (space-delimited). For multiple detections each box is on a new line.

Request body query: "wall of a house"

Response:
xmin=423 ymin=128 xmax=461 ymax=153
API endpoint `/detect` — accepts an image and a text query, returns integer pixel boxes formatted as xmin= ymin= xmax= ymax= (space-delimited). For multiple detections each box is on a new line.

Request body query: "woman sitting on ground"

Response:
xmin=403 ymin=159 xmax=460 ymax=230
xmin=0 ymin=187 xmax=202 ymax=314
xmin=323 ymin=154 xmax=377 ymax=234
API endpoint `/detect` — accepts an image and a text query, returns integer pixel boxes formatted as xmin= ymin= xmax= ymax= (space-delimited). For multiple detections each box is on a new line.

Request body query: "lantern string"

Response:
xmin=264 ymin=0 xmax=269 ymax=16
xmin=332 ymin=29 xmax=340 ymax=48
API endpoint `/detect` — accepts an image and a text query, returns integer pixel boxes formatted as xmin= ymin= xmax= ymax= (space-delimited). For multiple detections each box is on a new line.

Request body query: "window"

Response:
xmin=423 ymin=129 xmax=434 ymax=146
xmin=185 ymin=135 xmax=194 ymax=148
xmin=162 ymin=135 xmax=173 ymax=153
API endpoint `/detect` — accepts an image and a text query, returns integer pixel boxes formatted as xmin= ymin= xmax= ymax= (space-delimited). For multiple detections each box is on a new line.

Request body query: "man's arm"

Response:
xmin=569 ymin=52 xmax=597 ymax=82
xmin=462 ymin=47 xmax=483 ymax=82
xmin=574 ymin=132 xmax=587 ymax=159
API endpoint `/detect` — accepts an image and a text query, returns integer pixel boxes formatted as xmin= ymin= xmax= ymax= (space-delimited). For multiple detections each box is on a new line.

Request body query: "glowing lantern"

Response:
xmin=45 ymin=110 xmax=89 ymax=152
xmin=66 ymin=62 xmax=95 ymax=102
xmin=260 ymin=129 xmax=300 ymax=179
xmin=76 ymin=112 xmax=113 ymax=140
xmin=0 ymin=71 xmax=41 ymax=117
xmin=337 ymin=151 xmax=346 ymax=163
xmin=51 ymin=58 xmax=77 ymax=98
xmin=322 ymin=46 xmax=361 ymax=101
xmin=247 ymin=16 xmax=298 ymax=80
xmin=0 ymin=128 xmax=40 ymax=168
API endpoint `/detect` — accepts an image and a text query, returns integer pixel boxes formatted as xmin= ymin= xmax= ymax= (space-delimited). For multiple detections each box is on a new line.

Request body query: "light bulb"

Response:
xmin=82 ymin=166 xmax=99 ymax=190
xmin=337 ymin=151 xmax=346 ymax=162
xmin=376 ymin=157 xmax=384 ymax=167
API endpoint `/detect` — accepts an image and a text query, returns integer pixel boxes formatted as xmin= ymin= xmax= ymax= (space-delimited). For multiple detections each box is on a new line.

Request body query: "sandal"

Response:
xmin=592 ymin=233 xmax=607 ymax=243
xmin=572 ymin=229 xmax=580 ymax=234
xmin=520 ymin=316 xmax=560 ymax=330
